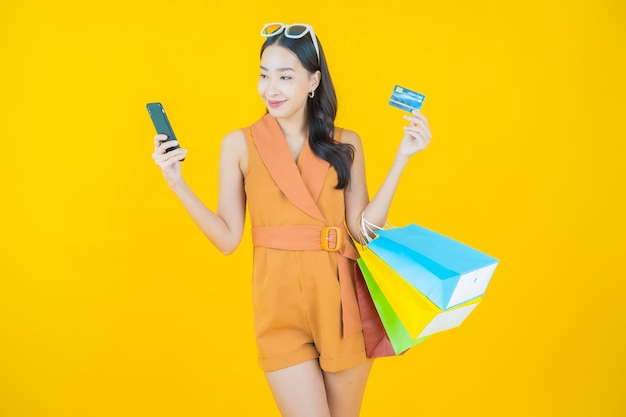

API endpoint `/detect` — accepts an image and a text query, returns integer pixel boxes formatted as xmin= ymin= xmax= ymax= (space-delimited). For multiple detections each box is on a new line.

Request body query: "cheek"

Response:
xmin=257 ymin=79 xmax=266 ymax=96
xmin=286 ymin=80 xmax=307 ymax=99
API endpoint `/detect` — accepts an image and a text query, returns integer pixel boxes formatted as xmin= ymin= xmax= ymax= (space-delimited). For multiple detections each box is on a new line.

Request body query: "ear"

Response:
xmin=311 ymin=70 xmax=321 ymax=91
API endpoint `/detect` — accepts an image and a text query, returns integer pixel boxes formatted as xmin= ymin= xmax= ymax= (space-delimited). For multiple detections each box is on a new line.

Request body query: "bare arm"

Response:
xmin=152 ymin=130 xmax=247 ymax=255
xmin=344 ymin=110 xmax=432 ymax=241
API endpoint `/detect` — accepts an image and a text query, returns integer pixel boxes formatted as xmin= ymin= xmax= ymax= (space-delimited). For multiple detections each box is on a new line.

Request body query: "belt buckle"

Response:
xmin=321 ymin=226 xmax=343 ymax=252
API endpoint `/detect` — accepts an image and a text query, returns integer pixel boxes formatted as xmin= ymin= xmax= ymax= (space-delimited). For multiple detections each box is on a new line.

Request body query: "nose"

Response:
xmin=266 ymin=76 xmax=280 ymax=96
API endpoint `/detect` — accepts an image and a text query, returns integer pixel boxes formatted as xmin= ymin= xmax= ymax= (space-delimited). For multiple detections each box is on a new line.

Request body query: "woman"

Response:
xmin=152 ymin=22 xmax=432 ymax=417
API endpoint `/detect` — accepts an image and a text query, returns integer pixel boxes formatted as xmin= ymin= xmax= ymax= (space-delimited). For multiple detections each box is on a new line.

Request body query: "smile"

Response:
xmin=267 ymin=100 xmax=285 ymax=108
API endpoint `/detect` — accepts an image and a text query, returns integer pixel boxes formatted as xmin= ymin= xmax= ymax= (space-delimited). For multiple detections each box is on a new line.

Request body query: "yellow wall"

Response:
xmin=1 ymin=1 xmax=624 ymax=416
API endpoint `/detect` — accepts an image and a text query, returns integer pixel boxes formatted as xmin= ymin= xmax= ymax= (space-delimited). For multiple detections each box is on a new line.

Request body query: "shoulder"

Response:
xmin=219 ymin=129 xmax=247 ymax=158
xmin=337 ymin=128 xmax=363 ymax=149
xmin=221 ymin=115 xmax=266 ymax=149
xmin=221 ymin=129 xmax=246 ymax=147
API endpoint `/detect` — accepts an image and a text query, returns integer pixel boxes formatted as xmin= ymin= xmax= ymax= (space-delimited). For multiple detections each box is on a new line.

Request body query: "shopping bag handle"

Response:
xmin=357 ymin=211 xmax=394 ymax=245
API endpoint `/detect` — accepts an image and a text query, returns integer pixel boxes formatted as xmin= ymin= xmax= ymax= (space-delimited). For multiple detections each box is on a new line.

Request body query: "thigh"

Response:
xmin=265 ymin=360 xmax=331 ymax=417
xmin=323 ymin=360 xmax=374 ymax=417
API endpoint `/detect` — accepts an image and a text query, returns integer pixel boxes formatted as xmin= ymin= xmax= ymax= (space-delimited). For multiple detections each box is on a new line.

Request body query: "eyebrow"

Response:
xmin=260 ymin=65 xmax=295 ymax=72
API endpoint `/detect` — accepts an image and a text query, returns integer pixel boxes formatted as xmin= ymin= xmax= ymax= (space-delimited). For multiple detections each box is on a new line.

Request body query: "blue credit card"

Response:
xmin=389 ymin=85 xmax=425 ymax=112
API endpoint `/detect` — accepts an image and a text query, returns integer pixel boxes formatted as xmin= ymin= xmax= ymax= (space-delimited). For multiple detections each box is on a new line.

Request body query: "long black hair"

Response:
xmin=260 ymin=31 xmax=354 ymax=189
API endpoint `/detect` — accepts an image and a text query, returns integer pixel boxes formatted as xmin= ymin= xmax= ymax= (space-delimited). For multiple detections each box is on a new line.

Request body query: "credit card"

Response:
xmin=388 ymin=85 xmax=425 ymax=112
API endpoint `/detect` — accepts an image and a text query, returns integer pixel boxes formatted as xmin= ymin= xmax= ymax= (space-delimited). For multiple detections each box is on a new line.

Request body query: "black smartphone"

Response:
xmin=146 ymin=102 xmax=184 ymax=161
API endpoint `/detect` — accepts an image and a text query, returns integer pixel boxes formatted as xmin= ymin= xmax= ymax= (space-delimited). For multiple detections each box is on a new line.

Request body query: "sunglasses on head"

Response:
xmin=261 ymin=22 xmax=320 ymax=66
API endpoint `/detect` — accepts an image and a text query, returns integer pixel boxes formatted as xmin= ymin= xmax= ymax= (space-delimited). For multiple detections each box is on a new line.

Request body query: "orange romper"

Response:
xmin=243 ymin=114 xmax=368 ymax=372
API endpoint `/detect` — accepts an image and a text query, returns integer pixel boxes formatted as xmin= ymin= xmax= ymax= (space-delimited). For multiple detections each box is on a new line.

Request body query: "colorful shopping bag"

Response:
xmin=358 ymin=245 xmax=482 ymax=341
xmin=355 ymin=259 xmax=429 ymax=355
xmin=354 ymin=264 xmax=398 ymax=357
xmin=367 ymin=224 xmax=498 ymax=310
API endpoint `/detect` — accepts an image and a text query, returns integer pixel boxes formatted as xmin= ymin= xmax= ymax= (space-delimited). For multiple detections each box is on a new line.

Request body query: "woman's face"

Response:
xmin=258 ymin=44 xmax=320 ymax=121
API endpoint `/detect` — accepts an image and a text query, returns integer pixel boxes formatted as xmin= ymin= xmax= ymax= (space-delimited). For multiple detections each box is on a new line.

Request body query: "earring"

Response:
xmin=308 ymin=90 xmax=315 ymax=99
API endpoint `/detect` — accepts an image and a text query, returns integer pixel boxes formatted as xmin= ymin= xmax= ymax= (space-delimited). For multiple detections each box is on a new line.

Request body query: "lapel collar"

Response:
xmin=251 ymin=114 xmax=327 ymax=222
xmin=300 ymin=133 xmax=330 ymax=204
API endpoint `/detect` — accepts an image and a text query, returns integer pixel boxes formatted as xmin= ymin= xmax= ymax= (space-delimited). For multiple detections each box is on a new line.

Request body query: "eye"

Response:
xmin=281 ymin=75 xmax=292 ymax=80
xmin=259 ymin=73 xmax=267 ymax=79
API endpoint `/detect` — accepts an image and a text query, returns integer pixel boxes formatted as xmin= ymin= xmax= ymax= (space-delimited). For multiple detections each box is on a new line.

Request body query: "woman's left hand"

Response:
xmin=399 ymin=110 xmax=432 ymax=157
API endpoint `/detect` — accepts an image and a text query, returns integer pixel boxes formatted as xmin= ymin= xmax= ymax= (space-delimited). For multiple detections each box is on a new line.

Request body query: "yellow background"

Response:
xmin=1 ymin=0 xmax=624 ymax=416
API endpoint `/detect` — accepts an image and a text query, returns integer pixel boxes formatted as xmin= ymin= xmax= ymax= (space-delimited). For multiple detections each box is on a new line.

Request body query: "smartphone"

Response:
xmin=146 ymin=102 xmax=184 ymax=161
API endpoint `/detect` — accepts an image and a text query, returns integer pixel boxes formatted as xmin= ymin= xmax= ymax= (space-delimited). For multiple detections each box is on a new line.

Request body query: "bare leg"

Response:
xmin=323 ymin=360 xmax=374 ymax=417
xmin=265 ymin=359 xmax=331 ymax=417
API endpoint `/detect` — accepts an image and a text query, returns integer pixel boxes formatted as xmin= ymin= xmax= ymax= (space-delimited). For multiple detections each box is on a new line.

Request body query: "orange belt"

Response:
xmin=251 ymin=224 xmax=362 ymax=338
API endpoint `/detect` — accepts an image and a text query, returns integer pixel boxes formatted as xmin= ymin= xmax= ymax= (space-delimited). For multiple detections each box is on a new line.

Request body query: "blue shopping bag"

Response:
xmin=367 ymin=224 xmax=499 ymax=310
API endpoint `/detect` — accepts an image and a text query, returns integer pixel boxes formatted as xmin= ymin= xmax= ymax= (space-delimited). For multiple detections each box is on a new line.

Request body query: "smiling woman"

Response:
xmin=151 ymin=21 xmax=432 ymax=417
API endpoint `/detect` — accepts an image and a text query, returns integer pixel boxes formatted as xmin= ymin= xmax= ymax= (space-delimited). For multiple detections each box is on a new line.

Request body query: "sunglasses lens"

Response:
xmin=262 ymin=23 xmax=284 ymax=36
xmin=285 ymin=24 xmax=309 ymax=37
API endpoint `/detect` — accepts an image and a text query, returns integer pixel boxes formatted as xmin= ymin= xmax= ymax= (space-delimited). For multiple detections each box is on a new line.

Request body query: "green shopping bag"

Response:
xmin=357 ymin=257 xmax=429 ymax=355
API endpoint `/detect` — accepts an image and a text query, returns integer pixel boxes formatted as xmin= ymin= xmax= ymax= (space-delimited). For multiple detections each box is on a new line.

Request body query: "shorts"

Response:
xmin=251 ymin=248 xmax=368 ymax=372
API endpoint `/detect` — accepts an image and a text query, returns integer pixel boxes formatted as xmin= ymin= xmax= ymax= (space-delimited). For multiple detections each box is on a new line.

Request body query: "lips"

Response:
xmin=267 ymin=100 xmax=285 ymax=109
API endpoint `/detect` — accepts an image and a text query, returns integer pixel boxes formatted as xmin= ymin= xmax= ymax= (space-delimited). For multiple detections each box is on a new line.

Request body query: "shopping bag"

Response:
xmin=354 ymin=264 xmax=398 ymax=358
xmin=356 ymin=259 xmax=429 ymax=355
xmin=367 ymin=224 xmax=498 ymax=310
xmin=358 ymin=245 xmax=482 ymax=341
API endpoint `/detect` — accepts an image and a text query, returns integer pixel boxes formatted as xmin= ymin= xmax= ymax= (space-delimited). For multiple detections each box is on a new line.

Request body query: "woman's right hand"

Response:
xmin=152 ymin=134 xmax=188 ymax=189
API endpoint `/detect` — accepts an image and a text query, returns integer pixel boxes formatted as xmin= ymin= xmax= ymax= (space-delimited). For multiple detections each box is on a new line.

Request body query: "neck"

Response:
xmin=275 ymin=113 xmax=308 ymax=140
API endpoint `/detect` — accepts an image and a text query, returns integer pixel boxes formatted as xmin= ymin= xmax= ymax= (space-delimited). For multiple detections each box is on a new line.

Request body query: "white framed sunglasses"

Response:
xmin=260 ymin=22 xmax=320 ymax=66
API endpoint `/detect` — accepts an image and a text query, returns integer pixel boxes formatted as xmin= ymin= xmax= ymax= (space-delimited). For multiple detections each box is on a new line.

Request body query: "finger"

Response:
xmin=415 ymin=129 xmax=431 ymax=147
xmin=159 ymin=147 xmax=186 ymax=161
xmin=403 ymin=126 xmax=429 ymax=145
xmin=156 ymin=140 xmax=179 ymax=154
xmin=404 ymin=121 xmax=432 ymax=140
xmin=154 ymin=148 xmax=187 ymax=166
xmin=403 ymin=125 xmax=426 ymax=134
xmin=411 ymin=109 xmax=429 ymax=125
xmin=403 ymin=111 xmax=428 ymax=127
xmin=153 ymin=144 xmax=184 ymax=159
xmin=403 ymin=115 xmax=418 ymax=126
xmin=411 ymin=109 xmax=426 ymax=119
xmin=154 ymin=134 xmax=169 ymax=148
xmin=414 ymin=125 xmax=431 ymax=142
